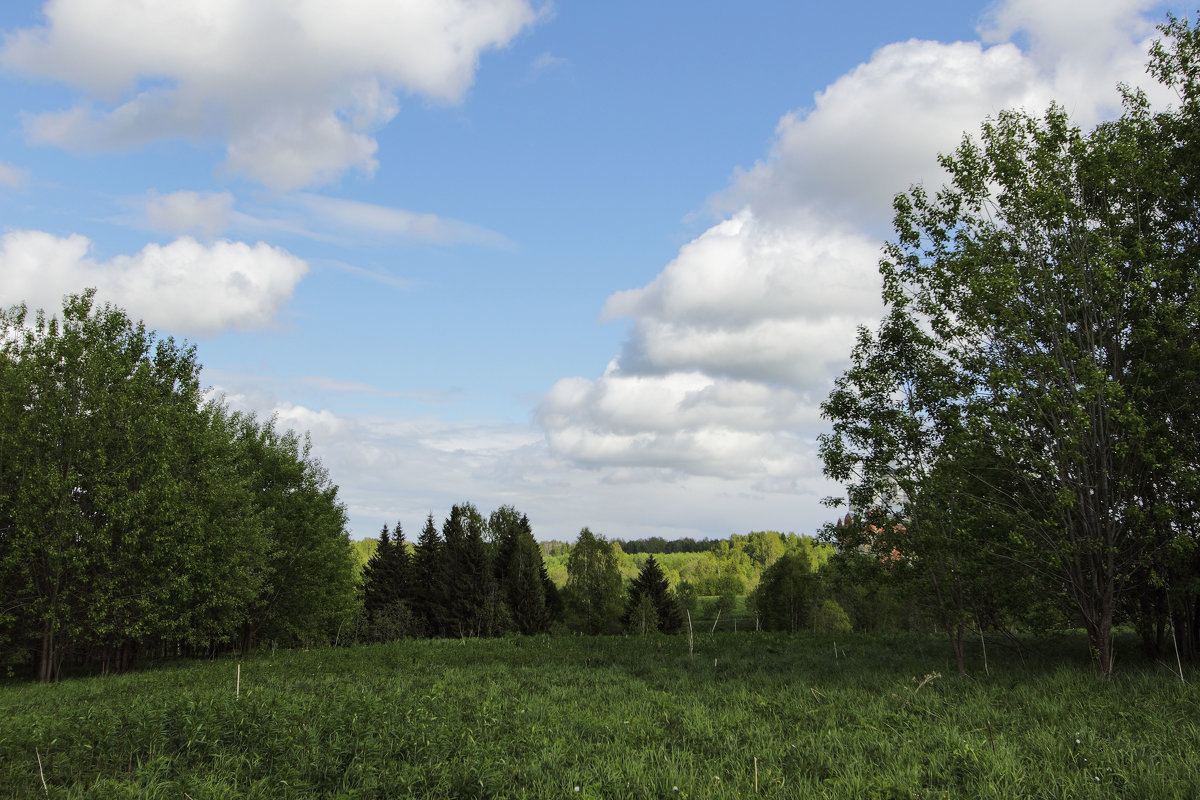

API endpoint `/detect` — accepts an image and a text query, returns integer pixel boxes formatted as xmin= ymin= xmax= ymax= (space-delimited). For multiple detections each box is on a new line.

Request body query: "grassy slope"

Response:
xmin=1 ymin=632 xmax=1198 ymax=799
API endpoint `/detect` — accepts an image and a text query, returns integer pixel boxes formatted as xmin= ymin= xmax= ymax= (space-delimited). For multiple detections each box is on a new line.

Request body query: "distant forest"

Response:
xmin=612 ymin=537 xmax=715 ymax=554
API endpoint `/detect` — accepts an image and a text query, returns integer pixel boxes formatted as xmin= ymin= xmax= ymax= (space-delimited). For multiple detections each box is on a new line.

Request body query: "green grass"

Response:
xmin=2 ymin=632 xmax=1198 ymax=798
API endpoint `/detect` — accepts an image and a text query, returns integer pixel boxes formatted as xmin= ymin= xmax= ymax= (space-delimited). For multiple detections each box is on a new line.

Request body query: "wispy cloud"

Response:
xmin=300 ymin=376 xmax=380 ymax=393
xmin=530 ymin=51 xmax=567 ymax=76
xmin=0 ymin=161 xmax=28 ymax=188
xmin=320 ymin=259 xmax=412 ymax=291
xmin=292 ymin=193 xmax=513 ymax=248
xmin=206 ymin=369 xmax=466 ymax=406
xmin=127 ymin=189 xmax=512 ymax=250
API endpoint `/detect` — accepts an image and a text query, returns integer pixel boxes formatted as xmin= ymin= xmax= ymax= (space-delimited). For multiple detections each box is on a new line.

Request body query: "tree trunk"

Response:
xmin=950 ymin=623 xmax=966 ymax=676
xmin=1086 ymin=608 xmax=1114 ymax=681
xmin=37 ymin=620 xmax=55 ymax=683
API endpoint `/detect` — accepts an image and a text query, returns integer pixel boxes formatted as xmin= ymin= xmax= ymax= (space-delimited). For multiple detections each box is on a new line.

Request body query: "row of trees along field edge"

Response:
xmin=0 ymin=292 xmax=358 ymax=681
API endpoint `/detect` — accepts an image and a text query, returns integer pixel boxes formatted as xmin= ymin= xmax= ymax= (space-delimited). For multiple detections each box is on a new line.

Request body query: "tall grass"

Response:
xmin=1 ymin=632 xmax=1197 ymax=798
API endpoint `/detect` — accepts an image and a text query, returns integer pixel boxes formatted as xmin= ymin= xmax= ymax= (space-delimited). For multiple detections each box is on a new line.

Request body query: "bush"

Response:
xmin=370 ymin=600 xmax=422 ymax=641
xmin=812 ymin=599 xmax=852 ymax=634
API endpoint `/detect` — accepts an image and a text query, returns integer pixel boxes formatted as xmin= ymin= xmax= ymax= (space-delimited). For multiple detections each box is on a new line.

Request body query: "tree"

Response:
xmin=676 ymin=580 xmax=700 ymax=617
xmin=0 ymin=291 xmax=357 ymax=678
xmin=750 ymin=552 xmax=815 ymax=633
xmin=412 ymin=513 xmax=446 ymax=636
xmin=362 ymin=524 xmax=396 ymax=617
xmin=821 ymin=20 xmax=1200 ymax=676
xmin=491 ymin=506 xmax=551 ymax=635
xmin=234 ymin=417 xmax=357 ymax=652
xmin=621 ymin=556 xmax=682 ymax=634
xmin=564 ymin=528 xmax=623 ymax=635
xmin=442 ymin=503 xmax=494 ymax=637
xmin=362 ymin=522 xmax=415 ymax=641
xmin=1121 ymin=14 xmax=1200 ymax=664
xmin=0 ymin=292 xmax=207 ymax=678
xmin=812 ymin=599 xmax=852 ymax=634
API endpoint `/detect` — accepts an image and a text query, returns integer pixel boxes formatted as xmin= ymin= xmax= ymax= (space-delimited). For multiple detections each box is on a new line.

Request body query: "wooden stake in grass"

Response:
xmin=711 ymin=610 xmax=721 ymax=634
xmin=980 ymin=627 xmax=989 ymax=676
xmin=36 ymin=747 xmax=47 ymax=795
xmin=1171 ymin=617 xmax=1187 ymax=685
xmin=754 ymin=757 xmax=759 ymax=794
xmin=686 ymin=610 xmax=694 ymax=663
xmin=236 ymin=663 xmax=241 ymax=698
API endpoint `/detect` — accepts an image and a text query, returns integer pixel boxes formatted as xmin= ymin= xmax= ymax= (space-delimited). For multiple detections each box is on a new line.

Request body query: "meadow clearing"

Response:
xmin=1 ymin=631 xmax=1197 ymax=799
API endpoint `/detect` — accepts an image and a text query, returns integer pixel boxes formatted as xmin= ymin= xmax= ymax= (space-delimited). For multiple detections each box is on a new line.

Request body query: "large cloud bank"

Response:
xmin=1 ymin=0 xmax=538 ymax=190
xmin=539 ymin=1 xmax=1175 ymax=495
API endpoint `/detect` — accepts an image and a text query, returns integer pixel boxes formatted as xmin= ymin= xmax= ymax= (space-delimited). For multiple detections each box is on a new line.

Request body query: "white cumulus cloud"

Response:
xmin=211 ymin=376 xmax=823 ymax=541
xmin=2 ymin=0 xmax=539 ymax=190
xmin=0 ymin=230 xmax=307 ymax=335
xmin=602 ymin=210 xmax=883 ymax=387
xmin=539 ymin=0 xmax=1177 ymax=487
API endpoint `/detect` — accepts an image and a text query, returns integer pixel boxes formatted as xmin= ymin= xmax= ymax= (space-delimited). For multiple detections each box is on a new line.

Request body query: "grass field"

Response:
xmin=1 ymin=631 xmax=1197 ymax=799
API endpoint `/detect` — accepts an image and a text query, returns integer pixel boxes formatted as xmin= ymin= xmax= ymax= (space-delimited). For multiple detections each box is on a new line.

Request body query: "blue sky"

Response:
xmin=0 ymin=0 xmax=1188 ymax=542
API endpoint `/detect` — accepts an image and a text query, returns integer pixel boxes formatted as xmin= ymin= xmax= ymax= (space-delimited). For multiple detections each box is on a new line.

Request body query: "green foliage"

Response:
xmin=564 ymin=528 xmax=623 ymax=635
xmin=347 ymin=538 xmax=377 ymax=580
xmin=675 ymin=580 xmax=700 ymax=615
xmin=411 ymin=513 xmax=446 ymax=636
xmin=367 ymin=599 xmax=421 ymax=642
xmin=812 ymin=599 xmax=852 ymax=634
xmin=624 ymin=593 xmax=659 ymax=636
xmin=614 ymin=536 xmax=714 ymax=554
xmin=621 ymin=556 xmax=682 ymax=634
xmin=0 ymin=292 xmax=357 ymax=679
xmin=751 ymin=552 xmax=815 ymax=633
xmin=232 ymin=419 xmax=357 ymax=652
xmin=491 ymin=506 xmax=554 ymax=635
xmin=818 ymin=548 xmax=920 ymax=633
xmin=361 ymin=523 xmax=414 ymax=642
xmin=704 ymin=591 xmax=737 ymax=620
xmin=442 ymin=503 xmax=495 ymax=637
xmin=820 ymin=17 xmax=1200 ymax=676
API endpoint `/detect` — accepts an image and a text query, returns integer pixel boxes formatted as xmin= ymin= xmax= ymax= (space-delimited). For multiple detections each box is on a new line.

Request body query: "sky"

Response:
xmin=0 ymin=0 xmax=1190 ymax=543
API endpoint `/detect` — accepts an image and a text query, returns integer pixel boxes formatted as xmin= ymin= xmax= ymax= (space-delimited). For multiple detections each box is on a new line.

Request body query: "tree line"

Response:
xmin=0 ymin=288 xmax=834 ymax=679
xmin=818 ymin=15 xmax=1200 ymax=678
xmin=357 ymin=519 xmax=689 ymax=640
xmin=539 ymin=530 xmax=832 ymax=598
xmin=357 ymin=505 xmax=559 ymax=640
xmin=612 ymin=537 xmax=714 ymax=555
xmin=0 ymin=292 xmax=358 ymax=681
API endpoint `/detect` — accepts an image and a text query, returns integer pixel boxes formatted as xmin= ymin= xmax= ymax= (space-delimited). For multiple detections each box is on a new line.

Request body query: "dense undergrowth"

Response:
xmin=1 ymin=631 xmax=1197 ymax=799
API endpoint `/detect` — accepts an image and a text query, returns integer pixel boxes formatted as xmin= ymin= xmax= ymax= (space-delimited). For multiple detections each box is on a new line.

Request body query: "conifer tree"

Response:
xmin=621 ymin=555 xmax=682 ymax=634
xmin=491 ymin=507 xmax=550 ymax=634
xmin=443 ymin=503 xmax=493 ymax=636
xmin=389 ymin=521 xmax=412 ymax=602
xmin=361 ymin=523 xmax=395 ymax=617
xmin=413 ymin=513 xmax=446 ymax=637
xmin=362 ymin=521 xmax=416 ymax=641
